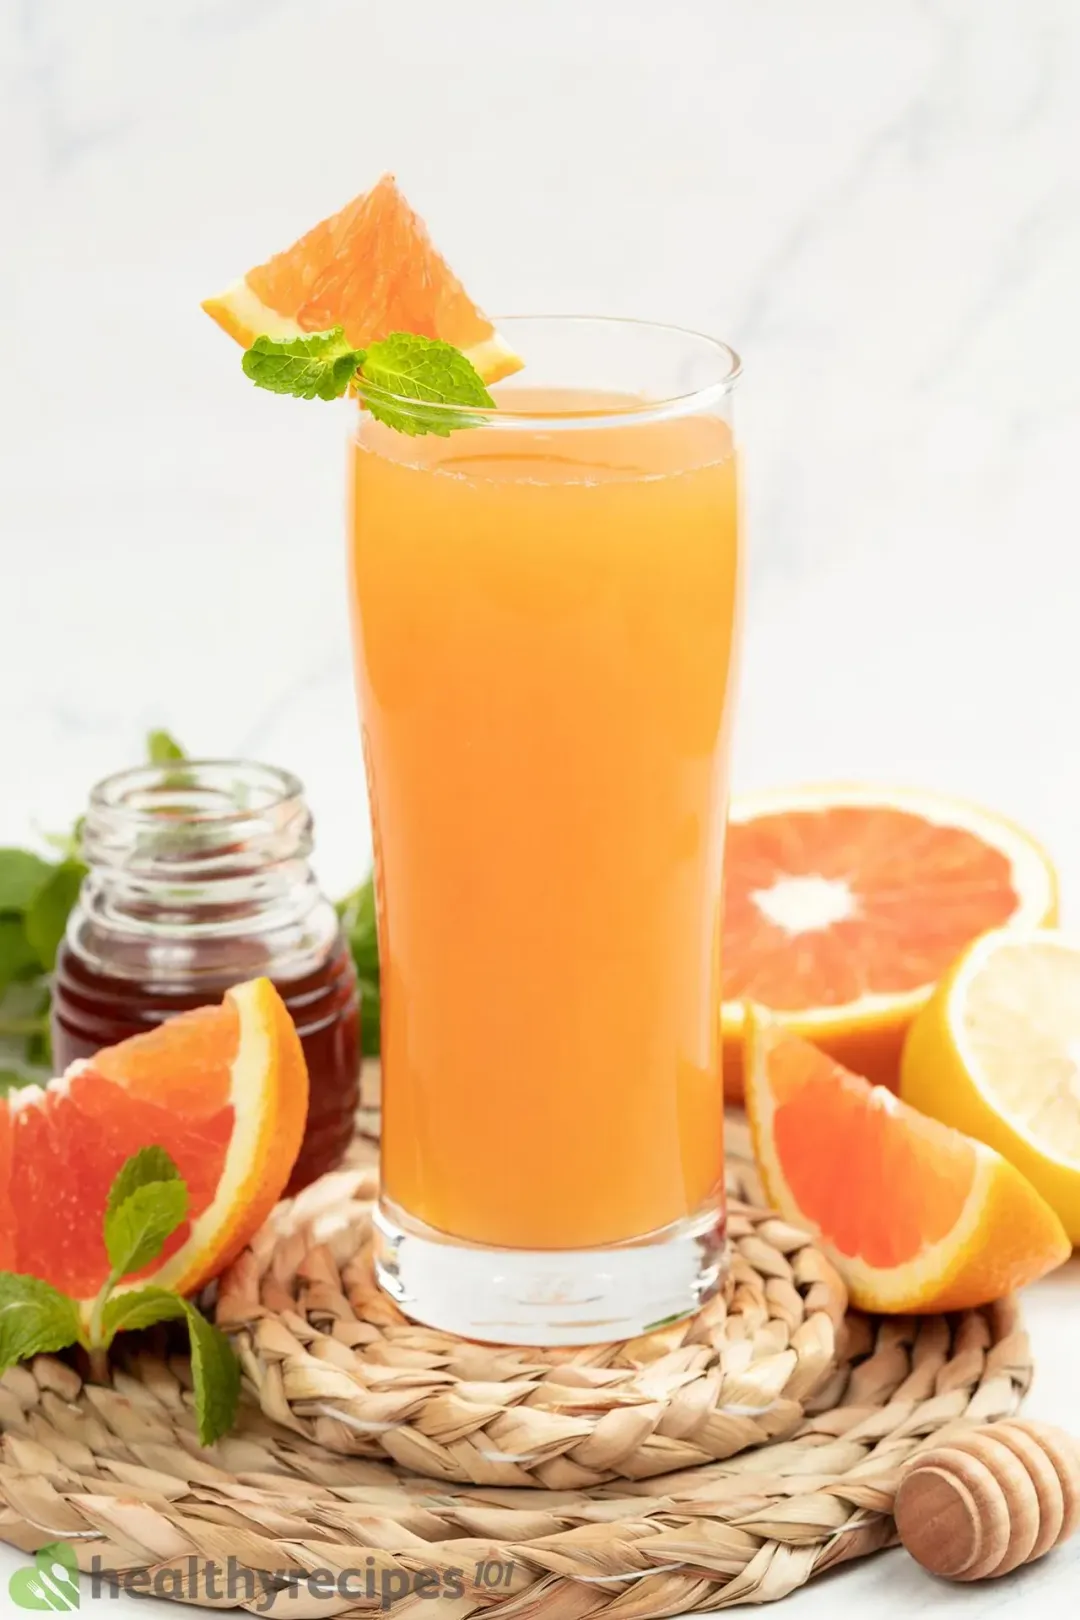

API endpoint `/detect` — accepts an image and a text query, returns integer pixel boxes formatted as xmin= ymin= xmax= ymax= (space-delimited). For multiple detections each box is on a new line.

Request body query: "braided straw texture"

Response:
xmin=216 ymin=1170 xmax=846 ymax=1488
xmin=0 ymin=1118 xmax=1034 ymax=1613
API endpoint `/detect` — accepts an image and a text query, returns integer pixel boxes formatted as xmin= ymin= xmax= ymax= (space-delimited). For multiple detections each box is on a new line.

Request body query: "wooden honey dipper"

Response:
xmin=894 ymin=1419 xmax=1080 ymax=1581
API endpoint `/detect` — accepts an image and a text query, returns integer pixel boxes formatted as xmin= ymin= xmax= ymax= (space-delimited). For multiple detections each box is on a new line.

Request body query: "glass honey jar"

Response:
xmin=50 ymin=760 xmax=360 ymax=1193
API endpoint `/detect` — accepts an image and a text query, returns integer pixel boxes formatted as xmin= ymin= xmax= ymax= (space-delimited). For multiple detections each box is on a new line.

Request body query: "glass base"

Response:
xmin=373 ymin=1197 xmax=727 ymax=1346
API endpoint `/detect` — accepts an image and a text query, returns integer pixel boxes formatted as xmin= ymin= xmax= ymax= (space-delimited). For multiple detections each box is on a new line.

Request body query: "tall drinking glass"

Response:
xmin=348 ymin=317 xmax=742 ymax=1344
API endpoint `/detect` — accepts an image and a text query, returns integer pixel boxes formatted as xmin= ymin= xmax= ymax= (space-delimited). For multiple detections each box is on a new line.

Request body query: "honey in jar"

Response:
xmin=50 ymin=760 xmax=360 ymax=1192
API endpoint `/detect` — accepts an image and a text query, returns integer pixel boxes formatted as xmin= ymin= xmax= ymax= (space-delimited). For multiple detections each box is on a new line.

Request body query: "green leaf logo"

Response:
xmin=9 ymin=1542 xmax=79 ymax=1610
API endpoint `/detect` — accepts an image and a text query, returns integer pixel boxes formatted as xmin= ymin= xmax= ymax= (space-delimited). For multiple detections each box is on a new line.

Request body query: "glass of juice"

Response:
xmin=348 ymin=317 xmax=742 ymax=1344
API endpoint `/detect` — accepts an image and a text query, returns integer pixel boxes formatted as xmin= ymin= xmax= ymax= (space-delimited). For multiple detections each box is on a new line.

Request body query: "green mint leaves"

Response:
xmin=100 ymin=1288 xmax=242 ymax=1442
xmin=103 ymin=1145 xmax=189 ymax=1277
xmin=146 ymin=729 xmax=186 ymax=765
xmin=0 ymin=1147 xmax=241 ymax=1447
xmin=0 ymin=1274 xmax=81 ymax=1366
xmin=242 ymin=329 xmax=366 ymax=401
xmin=183 ymin=1298 xmax=242 ymax=1444
xmin=0 ymin=849 xmax=85 ymax=1093
xmin=241 ymin=328 xmax=495 ymax=436
xmin=101 ymin=1285 xmax=188 ymax=1339
xmin=338 ymin=876 xmax=380 ymax=1057
xmin=0 ymin=846 xmax=84 ymax=997
xmin=359 ymin=332 xmax=496 ymax=436
xmin=0 ymin=852 xmax=55 ymax=914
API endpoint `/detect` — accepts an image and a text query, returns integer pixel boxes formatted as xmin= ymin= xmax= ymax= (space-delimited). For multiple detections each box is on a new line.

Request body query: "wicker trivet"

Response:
xmin=0 ymin=1116 xmax=1036 ymax=1611
xmin=216 ymin=1167 xmax=846 ymax=1487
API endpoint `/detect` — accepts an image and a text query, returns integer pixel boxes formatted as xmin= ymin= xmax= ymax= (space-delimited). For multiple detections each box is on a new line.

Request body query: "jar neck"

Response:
xmin=70 ymin=761 xmax=337 ymax=975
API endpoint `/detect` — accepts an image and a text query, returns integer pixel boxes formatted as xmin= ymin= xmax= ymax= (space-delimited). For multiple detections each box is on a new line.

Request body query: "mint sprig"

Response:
xmin=0 ymin=1147 xmax=241 ymax=1446
xmin=242 ymin=328 xmax=495 ymax=436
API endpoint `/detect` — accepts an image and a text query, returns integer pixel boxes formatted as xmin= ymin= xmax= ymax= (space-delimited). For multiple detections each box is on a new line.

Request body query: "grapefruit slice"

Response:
xmin=902 ymin=928 xmax=1080 ymax=1243
xmin=0 ymin=979 xmax=307 ymax=1321
xmin=202 ymin=173 xmax=522 ymax=385
xmin=722 ymin=785 xmax=1057 ymax=1101
xmin=745 ymin=1009 xmax=1069 ymax=1312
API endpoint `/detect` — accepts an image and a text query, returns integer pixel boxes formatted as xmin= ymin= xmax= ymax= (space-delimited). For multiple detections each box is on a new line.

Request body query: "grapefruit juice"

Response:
xmin=348 ymin=320 xmax=742 ymax=1342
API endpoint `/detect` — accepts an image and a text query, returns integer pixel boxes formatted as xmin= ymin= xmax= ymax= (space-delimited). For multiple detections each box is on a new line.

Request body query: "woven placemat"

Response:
xmin=0 ymin=1294 xmax=1031 ymax=1613
xmin=0 ymin=1114 xmax=1036 ymax=1607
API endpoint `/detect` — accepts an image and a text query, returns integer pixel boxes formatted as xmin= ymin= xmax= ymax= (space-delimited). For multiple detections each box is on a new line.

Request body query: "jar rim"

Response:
xmin=89 ymin=759 xmax=304 ymax=825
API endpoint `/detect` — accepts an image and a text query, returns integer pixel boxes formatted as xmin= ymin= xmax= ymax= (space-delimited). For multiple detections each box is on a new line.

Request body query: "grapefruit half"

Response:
xmin=722 ymin=785 xmax=1057 ymax=1100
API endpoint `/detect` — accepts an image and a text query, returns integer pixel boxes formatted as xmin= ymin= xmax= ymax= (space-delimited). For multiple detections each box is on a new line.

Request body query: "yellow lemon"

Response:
xmin=901 ymin=928 xmax=1080 ymax=1244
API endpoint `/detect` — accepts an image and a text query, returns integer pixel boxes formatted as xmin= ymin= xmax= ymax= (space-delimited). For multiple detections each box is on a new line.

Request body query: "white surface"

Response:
xmin=2 ymin=0 xmax=1080 ymax=1613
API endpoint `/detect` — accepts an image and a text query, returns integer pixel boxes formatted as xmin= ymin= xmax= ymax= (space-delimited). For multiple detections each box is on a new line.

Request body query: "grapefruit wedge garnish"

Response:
xmin=0 ymin=979 xmax=307 ymax=1321
xmin=202 ymin=172 xmax=522 ymax=385
xmin=722 ymin=784 xmax=1057 ymax=1100
xmin=745 ymin=1009 xmax=1069 ymax=1313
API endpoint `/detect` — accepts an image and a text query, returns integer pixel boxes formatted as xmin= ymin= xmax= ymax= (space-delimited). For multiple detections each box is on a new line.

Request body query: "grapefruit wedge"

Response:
xmin=744 ymin=1009 xmax=1069 ymax=1312
xmin=0 ymin=979 xmax=307 ymax=1321
xmin=722 ymin=785 xmax=1057 ymax=1100
xmin=202 ymin=173 xmax=522 ymax=385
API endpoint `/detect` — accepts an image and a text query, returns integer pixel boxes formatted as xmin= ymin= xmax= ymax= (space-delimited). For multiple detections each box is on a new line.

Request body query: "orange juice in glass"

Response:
xmin=349 ymin=317 xmax=742 ymax=1343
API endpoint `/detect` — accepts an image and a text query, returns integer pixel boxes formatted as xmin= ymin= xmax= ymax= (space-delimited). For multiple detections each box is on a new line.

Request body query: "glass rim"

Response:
xmin=353 ymin=314 xmax=742 ymax=432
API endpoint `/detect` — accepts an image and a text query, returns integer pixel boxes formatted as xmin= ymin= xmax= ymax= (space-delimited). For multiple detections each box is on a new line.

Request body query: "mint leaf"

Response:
xmin=338 ymin=877 xmax=379 ymax=980
xmin=101 ymin=1284 xmax=186 ymax=1341
xmin=182 ymin=1300 xmax=241 ymax=1446
xmin=359 ymin=332 xmax=494 ymax=436
xmin=100 ymin=1289 xmax=241 ymax=1446
xmin=104 ymin=1149 xmax=188 ymax=1278
xmin=0 ymin=917 xmax=38 ymax=995
xmin=105 ymin=1182 xmax=188 ymax=1276
xmin=0 ymin=974 xmax=49 ymax=1071
xmin=42 ymin=815 xmax=85 ymax=863
xmin=105 ymin=1145 xmax=182 ymax=1218
xmin=358 ymin=979 xmax=381 ymax=1058
xmin=24 ymin=860 xmax=86 ymax=971
xmin=146 ymin=729 xmax=186 ymax=764
xmin=0 ymin=850 xmax=53 ymax=913
xmin=0 ymin=1273 xmax=80 ymax=1371
xmin=338 ymin=877 xmax=381 ymax=1056
xmin=242 ymin=328 xmax=365 ymax=401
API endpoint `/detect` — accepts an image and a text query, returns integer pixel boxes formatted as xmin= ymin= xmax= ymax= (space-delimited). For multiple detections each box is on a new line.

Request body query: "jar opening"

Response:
xmin=82 ymin=760 xmax=313 ymax=878
xmin=90 ymin=760 xmax=303 ymax=824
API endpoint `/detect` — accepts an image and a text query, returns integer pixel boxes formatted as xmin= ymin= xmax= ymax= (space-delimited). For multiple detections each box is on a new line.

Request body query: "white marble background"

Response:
xmin=4 ymin=0 xmax=1080 ymax=893
xmin=2 ymin=0 xmax=1080 ymax=1613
